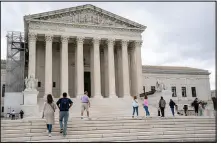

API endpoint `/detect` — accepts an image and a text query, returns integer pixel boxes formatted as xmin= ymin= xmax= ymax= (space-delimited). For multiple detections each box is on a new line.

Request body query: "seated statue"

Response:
xmin=24 ymin=75 xmax=38 ymax=91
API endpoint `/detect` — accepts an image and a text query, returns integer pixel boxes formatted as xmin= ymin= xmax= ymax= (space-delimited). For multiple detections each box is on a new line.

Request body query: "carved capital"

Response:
xmin=107 ymin=38 xmax=115 ymax=45
xmin=135 ymin=40 xmax=143 ymax=47
xmin=61 ymin=35 xmax=69 ymax=43
xmin=28 ymin=32 xmax=37 ymax=42
xmin=45 ymin=34 xmax=53 ymax=42
xmin=92 ymin=37 xmax=101 ymax=44
xmin=76 ymin=37 xmax=84 ymax=44
xmin=121 ymin=40 xmax=129 ymax=46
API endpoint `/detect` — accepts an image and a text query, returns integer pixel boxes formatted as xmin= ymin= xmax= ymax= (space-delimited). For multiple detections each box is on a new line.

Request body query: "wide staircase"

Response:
xmin=2 ymin=98 xmax=216 ymax=142
xmin=1 ymin=116 xmax=216 ymax=142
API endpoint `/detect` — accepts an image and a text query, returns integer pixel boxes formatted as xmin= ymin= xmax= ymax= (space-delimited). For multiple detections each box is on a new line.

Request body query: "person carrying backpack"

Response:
xmin=56 ymin=92 xmax=73 ymax=137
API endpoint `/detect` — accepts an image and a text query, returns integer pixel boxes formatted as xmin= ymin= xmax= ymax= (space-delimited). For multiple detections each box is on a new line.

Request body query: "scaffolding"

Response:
xmin=5 ymin=31 xmax=27 ymax=92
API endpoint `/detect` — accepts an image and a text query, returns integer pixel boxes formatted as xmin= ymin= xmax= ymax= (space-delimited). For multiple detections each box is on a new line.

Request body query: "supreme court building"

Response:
xmin=24 ymin=4 xmax=145 ymax=99
xmin=22 ymin=4 xmax=211 ymax=102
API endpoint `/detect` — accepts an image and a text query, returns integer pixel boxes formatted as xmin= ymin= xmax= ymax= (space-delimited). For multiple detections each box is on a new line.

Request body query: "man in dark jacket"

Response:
xmin=183 ymin=105 xmax=188 ymax=116
xmin=159 ymin=96 xmax=166 ymax=117
xmin=192 ymin=98 xmax=199 ymax=116
xmin=169 ymin=99 xmax=176 ymax=116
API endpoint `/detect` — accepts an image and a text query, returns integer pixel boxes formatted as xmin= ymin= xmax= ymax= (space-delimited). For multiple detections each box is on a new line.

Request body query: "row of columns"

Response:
xmin=28 ymin=32 xmax=142 ymax=98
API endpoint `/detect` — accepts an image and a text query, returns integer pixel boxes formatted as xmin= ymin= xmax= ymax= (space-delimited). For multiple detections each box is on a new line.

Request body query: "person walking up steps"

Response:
xmin=56 ymin=92 xmax=73 ymax=137
xmin=159 ymin=96 xmax=166 ymax=117
xmin=81 ymin=91 xmax=90 ymax=119
xmin=192 ymin=98 xmax=199 ymax=116
xmin=169 ymin=99 xmax=176 ymax=116
xmin=42 ymin=94 xmax=57 ymax=137
xmin=143 ymin=95 xmax=150 ymax=117
xmin=132 ymin=96 xmax=139 ymax=118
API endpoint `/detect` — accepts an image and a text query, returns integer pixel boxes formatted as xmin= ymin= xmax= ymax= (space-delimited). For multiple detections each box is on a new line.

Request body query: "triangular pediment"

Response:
xmin=24 ymin=4 xmax=146 ymax=30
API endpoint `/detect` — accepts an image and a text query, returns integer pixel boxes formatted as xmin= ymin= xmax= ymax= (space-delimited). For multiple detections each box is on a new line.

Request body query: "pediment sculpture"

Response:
xmin=35 ymin=9 xmax=137 ymax=28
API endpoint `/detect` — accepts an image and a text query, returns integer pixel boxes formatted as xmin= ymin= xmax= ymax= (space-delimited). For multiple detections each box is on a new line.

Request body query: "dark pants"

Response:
xmin=11 ymin=115 xmax=15 ymax=120
xmin=46 ymin=124 xmax=52 ymax=133
xmin=160 ymin=107 xmax=165 ymax=117
xmin=20 ymin=114 xmax=23 ymax=119
xmin=184 ymin=109 xmax=187 ymax=116
xmin=171 ymin=108 xmax=174 ymax=116
xmin=132 ymin=106 xmax=138 ymax=116
xmin=195 ymin=106 xmax=199 ymax=114
xmin=143 ymin=106 xmax=150 ymax=116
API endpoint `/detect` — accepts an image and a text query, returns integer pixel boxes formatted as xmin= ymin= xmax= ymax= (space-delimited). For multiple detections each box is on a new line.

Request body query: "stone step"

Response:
xmin=1 ymin=119 xmax=215 ymax=127
xmin=2 ymin=124 xmax=216 ymax=134
xmin=1 ymin=117 xmax=215 ymax=124
xmin=115 ymin=137 xmax=216 ymax=142
xmin=2 ymin=123 xmax=215 ymax=131
xmin=1 ymin=129 xmax=215 ymax=139
xmin=2 ymin=133 xmax=215 ymax=142
xmin=2 ymin=126 xmax=215 ymax=136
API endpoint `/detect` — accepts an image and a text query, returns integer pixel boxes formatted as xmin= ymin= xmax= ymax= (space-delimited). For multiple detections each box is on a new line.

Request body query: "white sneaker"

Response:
xmin=48 ymin=133 xmax=52 ymax=137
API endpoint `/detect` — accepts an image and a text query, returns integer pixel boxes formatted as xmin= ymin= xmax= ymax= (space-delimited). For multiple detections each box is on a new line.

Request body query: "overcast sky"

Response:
xmin=1 ymin=2 xmax=216 ymax=90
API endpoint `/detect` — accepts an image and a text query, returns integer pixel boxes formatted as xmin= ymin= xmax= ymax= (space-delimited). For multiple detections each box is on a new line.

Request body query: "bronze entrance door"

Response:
xmin=84 ymin=72 xmax=91 ymax=97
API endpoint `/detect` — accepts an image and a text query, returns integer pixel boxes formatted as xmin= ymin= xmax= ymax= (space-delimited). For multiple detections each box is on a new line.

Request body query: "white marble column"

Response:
xmin=44 ymin=34 xmax=53 ymax=96
xmin=130 ymin=46 xmax=137 ymax=96
xmin=107 ymin=39 xmax=117 ymax=98
xmin=104 ymin=45 xmax=109 ymax=97
xmin=135 ymin=40 xmax=143 ymax=96
xmin=116 ymin=44 xmax=123 ymax=97
xmin=76 ymin=37 xmax=84 ymax=98
xmin=60 ymin=35 xmax=69 ymax=96
xmin=121 ymin=40 xmax=130 ymax=98
xmin=28 ymin=32 xmax=37 ymax=78
xmin=91 ymin=38 xmax=102 ymax=98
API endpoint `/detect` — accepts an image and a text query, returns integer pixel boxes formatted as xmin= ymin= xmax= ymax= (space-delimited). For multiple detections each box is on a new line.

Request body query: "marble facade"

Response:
xmin=24 ymin=4 xmax=145 ymax=99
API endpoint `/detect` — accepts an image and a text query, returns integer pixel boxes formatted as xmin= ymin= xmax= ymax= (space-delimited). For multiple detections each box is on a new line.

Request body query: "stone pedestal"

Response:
xmin=21 ymin=105 xmax=40 ymax=118
xmin=21 ymin=90 xmax=40 ymax=118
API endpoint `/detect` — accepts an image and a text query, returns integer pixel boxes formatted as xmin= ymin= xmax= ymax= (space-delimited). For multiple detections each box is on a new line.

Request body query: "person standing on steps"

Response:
xmin=169 ymin=99 xmax=176 ymax=116
xmin=198 ymin=102 xmax=203 ymax=116
xmin=56 ymin=92 xmax=73 ymax=137
xmin=192 ymin=98 xmax=199 ymax=116
xmin=183 ymin=105 xmax=188 ymax=116
xmin=42 ymin=94 xmax=57 ymax=137
xmin=19 ymin=110 xmax=24 ymax=119
xmin=11 ymin=110 xmax=15 ymax=120
xmin=143 ymin=95 xmax=150 ymax=117
xmin=132 ymin=96 xmax=139 ymax=118
xmin=159 ymin=96 xmax=166 ymax=117
xmin=81 ymin=91 xmax=90 ymax=119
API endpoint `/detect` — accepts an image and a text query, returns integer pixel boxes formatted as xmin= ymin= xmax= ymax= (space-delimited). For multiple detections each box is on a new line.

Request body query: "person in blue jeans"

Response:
xmin=132 ymin=96 xmax=139 ymax=118
xmin=169 ymin=99 xmax=176 ymax=116
xmin=56 ymin=92 xmax=73 ymax=137
xmin=143 ymin=95 xmax=150 ymax=117
xmin=42 ymin=94 xmax=57 ymax=137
